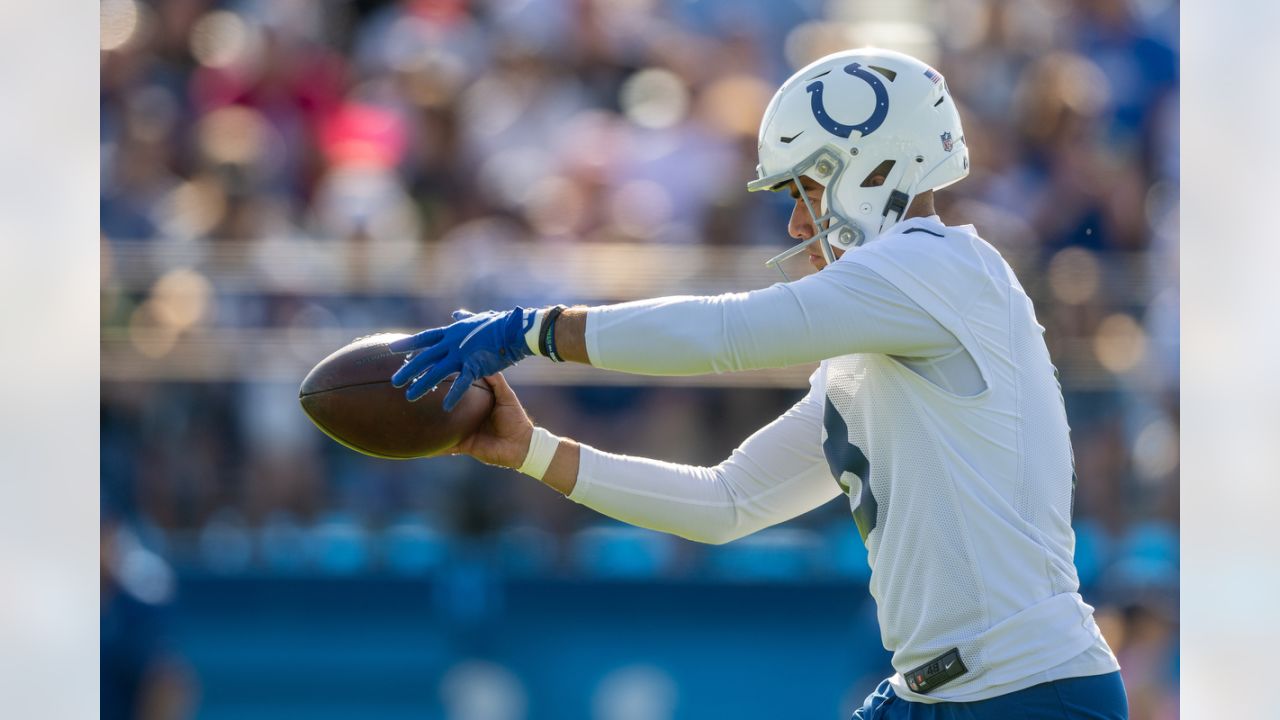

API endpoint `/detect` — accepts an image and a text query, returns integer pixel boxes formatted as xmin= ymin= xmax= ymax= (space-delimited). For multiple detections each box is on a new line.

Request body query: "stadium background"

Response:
xmin=99 ymin=0 xmax=1179 ymax=718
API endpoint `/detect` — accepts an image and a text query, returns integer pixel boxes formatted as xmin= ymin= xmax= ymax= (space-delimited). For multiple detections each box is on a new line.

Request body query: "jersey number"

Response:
xmin=823 ymin=397 xmax=877 ymax=542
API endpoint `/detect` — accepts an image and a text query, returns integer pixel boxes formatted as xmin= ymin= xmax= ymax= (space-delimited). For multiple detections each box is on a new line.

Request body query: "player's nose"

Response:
xmin=788 ymin=199 xmax=815 ymax=241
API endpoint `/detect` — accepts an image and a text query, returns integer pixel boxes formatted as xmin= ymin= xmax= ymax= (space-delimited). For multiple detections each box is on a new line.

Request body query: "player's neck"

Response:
xmin=904 ymin=190 xmax=936 ymax=220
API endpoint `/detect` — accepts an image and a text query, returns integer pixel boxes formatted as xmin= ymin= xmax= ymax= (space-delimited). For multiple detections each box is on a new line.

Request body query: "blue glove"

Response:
xmin=389 ymin=307 xmax=536 ymax=409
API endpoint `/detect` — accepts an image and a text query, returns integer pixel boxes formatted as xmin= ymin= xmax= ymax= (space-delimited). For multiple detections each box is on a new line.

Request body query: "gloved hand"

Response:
xmin=390 ymin=307 xmax=536 ymax=409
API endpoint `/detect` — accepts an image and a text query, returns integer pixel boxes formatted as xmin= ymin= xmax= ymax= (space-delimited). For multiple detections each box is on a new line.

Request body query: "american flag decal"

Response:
xmin=924 ymin=67 xmax=942 ymax=85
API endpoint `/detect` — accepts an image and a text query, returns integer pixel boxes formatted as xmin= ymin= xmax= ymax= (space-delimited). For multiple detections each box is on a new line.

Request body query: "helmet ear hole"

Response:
xmin=860 ymin=160 xmax=896 ymax=188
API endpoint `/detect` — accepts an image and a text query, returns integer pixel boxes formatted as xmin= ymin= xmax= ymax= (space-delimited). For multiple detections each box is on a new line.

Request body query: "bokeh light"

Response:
xmin=149 ymin=268 xmax=214 ymax=331
xmin=127 ymin=302 xmax=179 ymax=359
xmin=1093 ymin=313 xmax=1148 ymax=374
xmin=156 ymin=178 xmax=228 ymax=240
xmin=100 ymin=0 xmax=139 ymax=52
xmin=190 ymin=10 xmax=257 ymax=70
xmin=196 ymin=105 xmax=270 ymax=166
xmin=1133 ymin=416 xmax=1180 ymax=483
xmin=1048 ymin=247 xmax=1102 ymax=305
xmin=620 ymin=68 xmax=690 ymax=130
xmin=440 ymin=661 xmax=528 ymax=720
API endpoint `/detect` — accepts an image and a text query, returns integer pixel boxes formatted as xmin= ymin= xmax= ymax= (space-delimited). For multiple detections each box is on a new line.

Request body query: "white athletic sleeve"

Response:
xmin=585 ymin=260 xmax=958 ymax=376
xmin=566 ymin=368 xmax=840 ymax=545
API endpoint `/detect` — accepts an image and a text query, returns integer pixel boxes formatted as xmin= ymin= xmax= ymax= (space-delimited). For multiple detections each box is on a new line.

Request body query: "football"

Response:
xmin=298 ymin=333 xmax=495 ymax=459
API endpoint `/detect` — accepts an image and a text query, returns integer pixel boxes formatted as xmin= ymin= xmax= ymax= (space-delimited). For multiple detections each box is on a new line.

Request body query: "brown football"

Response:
xmin=298 ymin=333 xmax=494 ymax=459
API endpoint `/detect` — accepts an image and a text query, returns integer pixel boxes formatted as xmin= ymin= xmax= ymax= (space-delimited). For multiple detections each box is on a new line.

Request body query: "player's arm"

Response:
xmin=455 ymin=370 xmax=840 ymax=545
xmin=547 ymin=260 xmax=954 ymax=374
xmin=388 ymin=260 xmax=955 ymax=402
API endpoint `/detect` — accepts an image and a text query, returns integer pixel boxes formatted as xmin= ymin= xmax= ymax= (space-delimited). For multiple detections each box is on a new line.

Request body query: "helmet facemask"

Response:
xmin=748 ymin=147 xmax=862 ymax=280
xmin=749 ymin=147 xmax=917 ymax=280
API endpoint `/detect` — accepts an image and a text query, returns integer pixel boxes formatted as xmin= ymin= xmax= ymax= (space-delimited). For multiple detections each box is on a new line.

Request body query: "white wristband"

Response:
xmin=523 ymin=308 xmax=546 ymax=356
xmin=517 ymin=427 xmax=560 ymax=480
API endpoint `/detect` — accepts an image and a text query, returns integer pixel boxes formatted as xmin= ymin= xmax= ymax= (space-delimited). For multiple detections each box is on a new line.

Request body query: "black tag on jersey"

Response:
xmin=904 ymin=648 xmax=967 ymax=694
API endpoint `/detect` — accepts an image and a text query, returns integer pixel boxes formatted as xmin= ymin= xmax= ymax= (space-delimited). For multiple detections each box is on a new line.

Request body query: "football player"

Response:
xmin=391 ymin=48 xmax=1128 ymax=720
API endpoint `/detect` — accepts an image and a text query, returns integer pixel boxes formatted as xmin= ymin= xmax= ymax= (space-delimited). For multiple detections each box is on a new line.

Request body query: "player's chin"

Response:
xmin=808 ymin=255 xmax=827 ymax=271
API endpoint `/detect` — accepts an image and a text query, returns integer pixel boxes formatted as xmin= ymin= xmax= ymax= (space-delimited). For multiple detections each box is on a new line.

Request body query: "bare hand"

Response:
xmin=436 ymin=372 xmax=534 ymax=469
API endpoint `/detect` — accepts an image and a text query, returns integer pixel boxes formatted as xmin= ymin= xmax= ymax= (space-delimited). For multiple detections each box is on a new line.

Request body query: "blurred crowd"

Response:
xmin=100 ymin=0 xmax=1179 ymax=718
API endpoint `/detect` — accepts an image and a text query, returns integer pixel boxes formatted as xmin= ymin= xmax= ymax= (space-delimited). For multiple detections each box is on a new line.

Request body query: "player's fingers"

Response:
xmin=441 ymin=369 xmax=475 ymax=412
xmin=405 ymin=361 xmax=456 ymax=402
xmin=388 ymin=327 xmax=446 ymax=354
xmin=483 ymin=372 xmax=518 ymax=405
xmin=391 ymin=345 xmax=449 ymax=387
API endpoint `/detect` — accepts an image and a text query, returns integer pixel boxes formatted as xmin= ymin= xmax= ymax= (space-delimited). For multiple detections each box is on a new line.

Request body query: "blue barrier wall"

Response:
xmin=171 ymin=574 xmax=892 ymax=720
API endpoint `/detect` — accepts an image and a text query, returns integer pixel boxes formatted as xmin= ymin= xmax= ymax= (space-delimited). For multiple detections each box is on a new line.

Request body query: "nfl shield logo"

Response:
xmin=940 ymin=132 xmax=954 ymax=152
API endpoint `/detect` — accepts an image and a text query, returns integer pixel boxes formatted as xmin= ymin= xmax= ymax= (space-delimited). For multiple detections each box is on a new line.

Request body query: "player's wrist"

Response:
xmin=517 ymin=426 xmax=560 ymax=479
xmin=521 ymin=305 xmax=569 ymax=361
xmin=522 ymin=308 xmax=545 ymax=356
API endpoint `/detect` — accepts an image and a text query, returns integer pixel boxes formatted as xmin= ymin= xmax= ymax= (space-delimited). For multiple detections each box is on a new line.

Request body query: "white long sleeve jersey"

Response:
xmin=567 ymin=215 xmax=1118 ymax=702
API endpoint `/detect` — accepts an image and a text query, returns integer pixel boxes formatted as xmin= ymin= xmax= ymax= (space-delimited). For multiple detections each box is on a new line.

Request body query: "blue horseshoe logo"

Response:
xmin=806 ymin=62 xmax=889 ymax=139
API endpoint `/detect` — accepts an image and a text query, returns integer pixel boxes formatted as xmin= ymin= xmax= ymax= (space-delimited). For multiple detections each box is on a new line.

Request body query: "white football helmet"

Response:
xmin=748 ymin=48 xmax=969 ymax=273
